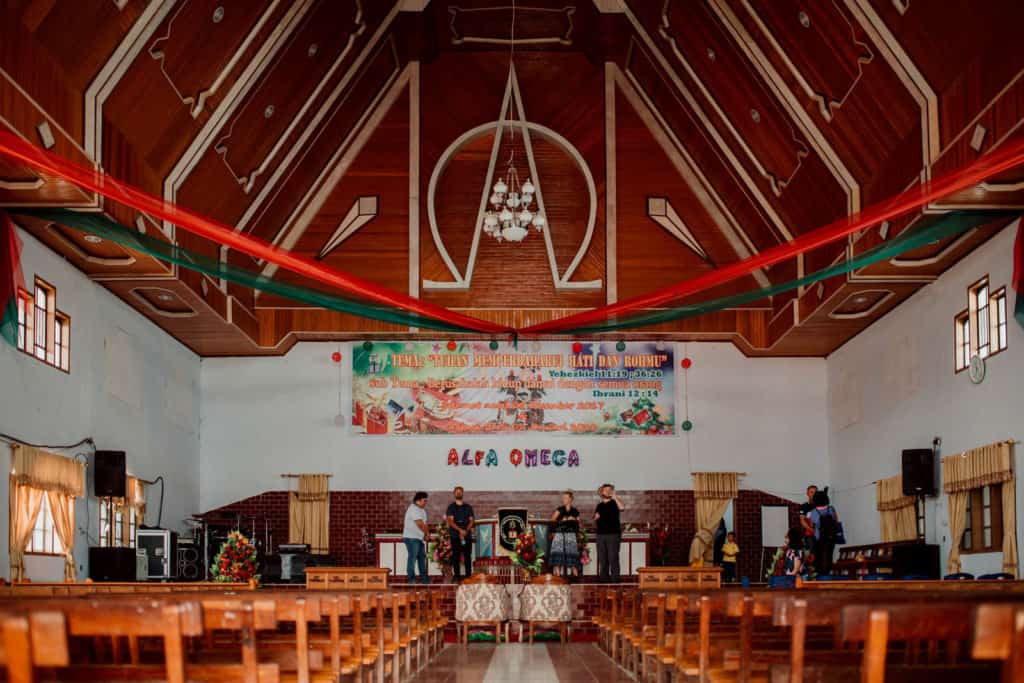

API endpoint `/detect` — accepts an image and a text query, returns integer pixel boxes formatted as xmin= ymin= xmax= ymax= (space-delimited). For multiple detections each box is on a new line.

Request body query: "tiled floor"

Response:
xmin=412 ymin=644 xmax=634 ymax=682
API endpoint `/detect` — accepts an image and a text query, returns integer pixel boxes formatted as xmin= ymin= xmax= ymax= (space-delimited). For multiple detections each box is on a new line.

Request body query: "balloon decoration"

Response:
xmin=362 ymin=341 xmax=374 ymax=351
xmin=616 ymin=340 xmax=626 ymax=352
xmin=572 ymin=341 xmax=583 ymax=354
xmin=681 ymin=358 xmax=692 ymax=369
xmin=447 ymin=340 xmax=458 ymax=351
xmin=450 ymin=447 xmax=580 ymax=468
xmin=682 ymin=420 xmax=693 ymax=432
xmin=331 ymin=351 xmax=342 ymax=363
xmin=489 ymin=340 xmax=500 ymax=350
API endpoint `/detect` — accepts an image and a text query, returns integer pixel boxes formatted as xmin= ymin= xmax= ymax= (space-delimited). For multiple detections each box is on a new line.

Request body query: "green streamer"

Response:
xmin=18 ymin=209 xmax=477 ymax=333
xmin=564 ymin=211 xmax=1017 ymax=334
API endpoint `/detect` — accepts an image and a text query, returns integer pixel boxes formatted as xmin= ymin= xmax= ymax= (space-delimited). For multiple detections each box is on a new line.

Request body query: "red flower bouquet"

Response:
xmin=211 ymin=530 xmax=260 ymax=584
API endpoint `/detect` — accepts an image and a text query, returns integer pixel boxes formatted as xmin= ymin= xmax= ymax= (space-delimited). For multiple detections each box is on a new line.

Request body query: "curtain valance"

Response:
xmin=10 ymin=444 xmax=85 ymax=497
xmin=296 ymin=474 xmax=330 ymax=502
xmin=692 ymin=472 xmax=738 ymax=499
xmin=942 ymin=441 xmax=1013 ymax=493
xmin=876 ymin=474 xmax=916 ymax=511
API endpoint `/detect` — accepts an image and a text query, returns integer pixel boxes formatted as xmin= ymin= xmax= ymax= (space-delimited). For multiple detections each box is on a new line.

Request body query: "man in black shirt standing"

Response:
xmin=594 ymin=483 xmax=625 ymax=582
xmin=446 ymin=486 xmax=475 ymax=581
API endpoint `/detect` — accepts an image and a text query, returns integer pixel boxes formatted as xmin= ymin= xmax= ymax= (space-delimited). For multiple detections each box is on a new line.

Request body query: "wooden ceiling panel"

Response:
xmin=865 ymin=0 xmax=1024 ymax=150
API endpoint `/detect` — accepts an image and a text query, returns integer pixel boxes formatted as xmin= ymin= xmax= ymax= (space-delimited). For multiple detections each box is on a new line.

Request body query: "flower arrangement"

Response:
xmin=577 ymin=527 xmax=591 ymax=566
xmin=648 ymin=523 xmax=671 ymax=566
xmin=211 ymin=530 xmax=259 ymax=583
xmin=428 ymin=522 xmax=453 ymax=569
xmin=510 ymin=530 xmax=544 ymax=575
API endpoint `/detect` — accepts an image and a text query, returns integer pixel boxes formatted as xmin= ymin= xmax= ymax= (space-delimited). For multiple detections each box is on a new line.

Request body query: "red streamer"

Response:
xmin=0 ymin=130 xmax=508 ymax=335
xmin=522 ymin=139 xmax=1024 ymax=334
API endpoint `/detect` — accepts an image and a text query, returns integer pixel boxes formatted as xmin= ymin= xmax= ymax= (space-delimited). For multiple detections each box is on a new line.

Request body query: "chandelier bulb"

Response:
xmin=522 ymin=179 xmax=535 ymax=195
xmin=533 ymin=214 xmax=547 ymax=229
xmin=494 ymin=178 xmax=508 ymax=194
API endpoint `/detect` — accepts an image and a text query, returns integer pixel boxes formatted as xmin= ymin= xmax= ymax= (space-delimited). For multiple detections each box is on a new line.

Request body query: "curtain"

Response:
xmin=47 ymin=490 xmax=76 ymax=581
xmin=9 ymin=482 xmax=44 ymax=581
xmin=946 ymin=490 xmax=969 ymax=574
xmin=117 ymin=476 xmax=146 ymax=545
xmin=1002 ymin=478 xmax=1019 ymax=577
xmin=10 ymin=444 xmax=85 ymax=496
xmin=942 ymin=441 xmax=1016 ymax=575
xmin=689 ymin=473 xmax=738 ymax=565
xmin=289 ymin=474 xmax=330 ymax=554
xmin=876 ymin=475 xmax=917 ymax=542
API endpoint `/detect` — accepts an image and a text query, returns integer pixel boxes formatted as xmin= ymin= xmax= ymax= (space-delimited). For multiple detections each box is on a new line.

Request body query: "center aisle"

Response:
xmin=415 ymin=644 xmax=634 ymax=682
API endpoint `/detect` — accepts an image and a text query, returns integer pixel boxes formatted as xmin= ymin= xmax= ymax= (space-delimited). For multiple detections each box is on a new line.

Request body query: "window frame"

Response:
xmin=955 ymin=275 xmax=1009 ymax=372
xmin=16 ymin=278 xmax=70 ymax=373
xmin=959 ymin=483 xmax=1004 ymax=555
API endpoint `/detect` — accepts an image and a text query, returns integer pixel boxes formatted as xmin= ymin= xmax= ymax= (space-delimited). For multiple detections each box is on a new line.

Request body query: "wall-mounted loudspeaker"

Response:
xmin=901 ymin=449 xmax=936 ymax=496
xmin=94 ymin=450 xmax=126 ymax=498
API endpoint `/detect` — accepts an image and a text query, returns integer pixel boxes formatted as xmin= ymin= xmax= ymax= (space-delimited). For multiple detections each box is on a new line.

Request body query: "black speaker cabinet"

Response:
xmin=177 ymin=539 xmax=201 ymax=581
xmin=94 ymin=450 xmax=126 ymax=498
xmin=89 ymin=546 xmax=137 ymax=582
xmin=901 ymin=449 xmax=936 ymax=496
xmin=892 ymin=543 xmax=940 ymax=579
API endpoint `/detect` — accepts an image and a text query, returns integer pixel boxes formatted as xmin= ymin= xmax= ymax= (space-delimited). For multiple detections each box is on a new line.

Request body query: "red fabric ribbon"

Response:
xmin=0 ymin=130 xmax=508 ymax=334
xmin=522 ymin=139 xmax=1024 ymax=334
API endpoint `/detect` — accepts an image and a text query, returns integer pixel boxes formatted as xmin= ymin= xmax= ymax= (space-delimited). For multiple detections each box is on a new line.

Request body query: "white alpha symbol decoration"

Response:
xmin=424 ymin=65 xmax=601 ymax=290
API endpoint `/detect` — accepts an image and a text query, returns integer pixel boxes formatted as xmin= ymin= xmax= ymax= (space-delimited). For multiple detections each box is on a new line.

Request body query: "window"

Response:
xmin=954 ymin=311 xmax=970 ymax=372
xmin=15 ymin=278 xmax=69 ymax=372
xmin=99 ymin=502 xmax=139 ymax=547
xmin=26 ymin=494 xmax=64 ymax=555
xmin=961 ymin=483 xmax=1004 ymax=554
xmin=991 ymin=288 xmax=1008 ymax=355
xmin=954 ymin=276 xmax=1009 ymax=371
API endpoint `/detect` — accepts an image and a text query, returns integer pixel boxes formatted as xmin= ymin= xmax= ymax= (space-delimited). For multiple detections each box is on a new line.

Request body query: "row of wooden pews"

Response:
xmin=0 ymin=584 xmax=448 ymax=683
xmin=593 ymin=580 xmax=1024 ymax=682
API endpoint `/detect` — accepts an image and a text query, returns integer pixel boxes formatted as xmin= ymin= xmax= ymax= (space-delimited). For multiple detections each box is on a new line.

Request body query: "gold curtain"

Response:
xmin=46 ymin=490 xmax=76 ymax=581
xmin=289 ymin=474 xmax=330 ymax=554
xmin=9 ymin=482 xmax=45 ymax=581
xmin=942 ymin=441 xmax=1017 ymax=575
xmin=946 ymin=490 xmax=969 ymax=574
xmin=875 ymin=475 xmax=917 ymax=542
xmin=10 ymin=444 xmax=85 ymax=496
xmin=689 ymin=472 xmax=738 ymax=565
xmin=1002 ymin=478 xmax=1019 ymax=577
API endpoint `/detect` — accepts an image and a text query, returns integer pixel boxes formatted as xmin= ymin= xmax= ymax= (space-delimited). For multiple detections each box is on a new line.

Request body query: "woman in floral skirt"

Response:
xmin=549 ymin=491 xmax=582 ymax=576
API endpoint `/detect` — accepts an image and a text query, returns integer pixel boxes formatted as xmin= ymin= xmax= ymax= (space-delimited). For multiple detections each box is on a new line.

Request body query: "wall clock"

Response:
xmin=968 ymin=353 xmax=986 ymax=384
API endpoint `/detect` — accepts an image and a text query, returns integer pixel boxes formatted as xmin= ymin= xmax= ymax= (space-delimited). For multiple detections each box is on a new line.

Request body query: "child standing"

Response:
xmin=721 ymin=531 xmax=739 ymax=582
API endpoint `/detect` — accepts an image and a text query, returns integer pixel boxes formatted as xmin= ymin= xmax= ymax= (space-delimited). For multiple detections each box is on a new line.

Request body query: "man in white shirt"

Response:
xmin=403 ymin=492 xmax=431 ymax=584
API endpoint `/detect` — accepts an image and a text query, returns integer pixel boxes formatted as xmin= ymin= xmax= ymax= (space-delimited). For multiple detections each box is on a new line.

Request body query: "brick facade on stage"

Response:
xmin=205 ymin=488 xmax=801 ymax=581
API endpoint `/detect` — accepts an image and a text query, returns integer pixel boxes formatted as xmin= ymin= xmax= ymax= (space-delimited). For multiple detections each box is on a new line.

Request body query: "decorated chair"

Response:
xmin=454 ymin=574 xmax=511 ymax=643
xmin=520 ymin=574 xmax=573 ymax=643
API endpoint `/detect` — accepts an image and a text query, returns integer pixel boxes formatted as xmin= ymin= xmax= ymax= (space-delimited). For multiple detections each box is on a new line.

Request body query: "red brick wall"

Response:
xmin=204 ymin=488 xmax=799 ymax=581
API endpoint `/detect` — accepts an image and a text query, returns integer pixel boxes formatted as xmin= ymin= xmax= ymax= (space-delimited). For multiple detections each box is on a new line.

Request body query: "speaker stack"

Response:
xmin=93 ymin=450 xmax=127 ymax=498
xmin=177 ymin=538 xmax=202 ymax=581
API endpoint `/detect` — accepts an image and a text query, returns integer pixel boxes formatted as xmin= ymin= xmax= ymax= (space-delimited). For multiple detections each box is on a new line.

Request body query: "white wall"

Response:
xmin=199 ymin=341 xmax=828 ymax=510
xmin=828 ymin=220 xmax=1024 ymax=576
xmin=0 ymin=227 xmax=201 ymax=580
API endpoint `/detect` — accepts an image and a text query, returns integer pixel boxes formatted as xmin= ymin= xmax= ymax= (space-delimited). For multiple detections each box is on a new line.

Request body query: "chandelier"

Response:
xmin=483 ymin=153 xmax=546 ymax=243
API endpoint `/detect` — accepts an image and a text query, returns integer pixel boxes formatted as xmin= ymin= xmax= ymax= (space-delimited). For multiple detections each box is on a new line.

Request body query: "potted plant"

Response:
xmin=510 ymin=530 xmax=544 ymax=580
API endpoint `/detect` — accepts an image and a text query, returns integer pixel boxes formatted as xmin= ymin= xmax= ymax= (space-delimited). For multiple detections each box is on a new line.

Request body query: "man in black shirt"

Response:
xmin=446 ymin=486 xmax=475 ymax=581
xmin=594 ymin=483 xmax=625 ymax=582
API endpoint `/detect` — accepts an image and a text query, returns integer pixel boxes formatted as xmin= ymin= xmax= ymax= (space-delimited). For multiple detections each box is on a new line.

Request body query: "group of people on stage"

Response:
xmin=399 ymin=484 xmax=627 ymax=584
xmin=778 ymin=484 xmax=842 ymax=578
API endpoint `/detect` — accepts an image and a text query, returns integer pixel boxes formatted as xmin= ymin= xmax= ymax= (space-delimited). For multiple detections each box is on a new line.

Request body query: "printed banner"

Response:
xmin=497 ymin=508 xmax=529 ymax=552
xmin=352 ymin=341 xmax=675 ymax=436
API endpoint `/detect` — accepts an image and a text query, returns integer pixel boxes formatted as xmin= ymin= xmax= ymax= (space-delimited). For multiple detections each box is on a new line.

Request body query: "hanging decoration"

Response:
xmin=331 ymin=351 xmax=342 ymax=363
xmin=0 ymin=213 xmax=25 ymax=349
xmin=447 ymin=340 xmax=458 ymax=351
xmin=681 ymin=358 xmax=692 ymax=369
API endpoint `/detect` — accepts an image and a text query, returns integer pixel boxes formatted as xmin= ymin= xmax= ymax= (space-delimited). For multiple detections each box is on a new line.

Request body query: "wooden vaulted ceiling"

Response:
xmin=1 ymin=0 xmax=1022 ymax=356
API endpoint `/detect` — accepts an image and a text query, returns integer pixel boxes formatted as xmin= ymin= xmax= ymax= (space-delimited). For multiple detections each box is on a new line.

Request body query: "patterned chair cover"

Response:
xmin=520 ymin=583 xmax=573 ymax=622
xmin=455 ymin=582 xmax=512 ymax=623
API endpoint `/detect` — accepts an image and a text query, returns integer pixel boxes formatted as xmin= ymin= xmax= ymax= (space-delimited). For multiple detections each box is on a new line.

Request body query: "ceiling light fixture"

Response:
xmin=156 ymin=293 xmax=173 ymax=302
xmin=480 ymin=0 xmax=546 ymax=244
xmin=83 ymin=234 xmax=103 ymax=243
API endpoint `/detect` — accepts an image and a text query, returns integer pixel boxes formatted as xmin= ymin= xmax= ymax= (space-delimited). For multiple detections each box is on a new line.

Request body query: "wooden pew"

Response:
xmin=972 ymin=603 xmax=1024 ymax=683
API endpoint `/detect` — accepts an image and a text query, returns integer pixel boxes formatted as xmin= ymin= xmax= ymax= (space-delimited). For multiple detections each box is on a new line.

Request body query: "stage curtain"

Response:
xmin=942 ymin=440 xmax=1016 ymax=574
xmin=289 ymin=474 xmax=330 ymax=554
xmin=690 ymin=473 xmax=738 ymax=565
xmin=876 ymin=475 xmax=917 ymax=542
xmin=946 ymin=490 xmax=968 ymax=574
xmin=10 ymin=444 xmax=85 ymax=497
xmin=47 ymin=490 xmax=76 ymax=581
xmin=1001 ymin=477 xmax=1019 ymax=577
xmin=9 ymin=482 xmax=44 ymax=581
